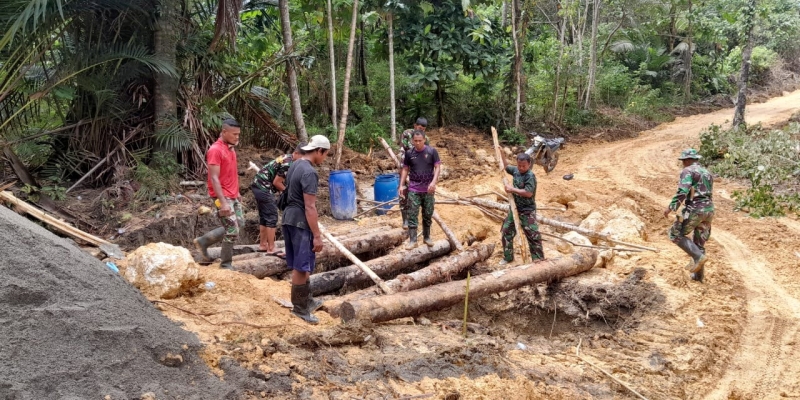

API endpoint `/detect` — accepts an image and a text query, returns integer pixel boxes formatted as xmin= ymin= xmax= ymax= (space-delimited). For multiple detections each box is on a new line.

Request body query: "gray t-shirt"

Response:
xmin=281 ymin=159 xmax=319 ymax=230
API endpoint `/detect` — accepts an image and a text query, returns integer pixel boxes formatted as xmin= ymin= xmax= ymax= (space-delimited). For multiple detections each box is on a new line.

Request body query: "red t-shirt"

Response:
xmin=206 ymin=138 xmax=239 ymax=199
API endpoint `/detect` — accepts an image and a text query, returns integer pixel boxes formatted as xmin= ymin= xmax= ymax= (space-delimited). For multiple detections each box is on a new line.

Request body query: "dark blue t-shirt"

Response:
xmin=282 ymin=159 xmax=319 ymax=230
xmin=402 ymin=145 xmax=441 ymax=193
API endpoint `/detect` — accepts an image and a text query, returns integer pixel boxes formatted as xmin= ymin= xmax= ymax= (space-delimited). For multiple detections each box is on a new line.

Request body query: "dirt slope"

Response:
xmin=561 ymin=89 xmax=800 ymax=399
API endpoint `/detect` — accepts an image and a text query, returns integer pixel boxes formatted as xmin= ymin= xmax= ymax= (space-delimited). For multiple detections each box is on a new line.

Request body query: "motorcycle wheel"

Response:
xmin=544 ymin=150 xmax=559 ymax=173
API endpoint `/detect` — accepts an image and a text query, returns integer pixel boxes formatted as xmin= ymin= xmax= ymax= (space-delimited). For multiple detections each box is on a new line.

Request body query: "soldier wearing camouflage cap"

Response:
xmin=663 ymin=148 xmax=714 ymax=282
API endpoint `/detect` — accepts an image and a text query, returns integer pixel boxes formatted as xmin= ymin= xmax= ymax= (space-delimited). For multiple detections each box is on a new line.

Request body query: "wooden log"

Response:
xmin=0 ymin=190 xmax=124 ymax=258
xmin=340 ymin=249 xmax=598 ymax=323
xmin=310 ymin=239 xmax=452 ymax=295
xmin=491 ymin=127 xmax=529 ymax=263
xmin=431 ymin=211 xmax=464 ymax=252
xmin=325 ymin=242 xmax=494 ymax=317
xmin=319 ymin=223 xmax=393 ymax=294
xmin=233 ymin=228 xmax=407 ymax=278
xmin=379 ymin=137 xmax=402 ymax=169
xmin=537 ymin=215 xmax=660 ymax=253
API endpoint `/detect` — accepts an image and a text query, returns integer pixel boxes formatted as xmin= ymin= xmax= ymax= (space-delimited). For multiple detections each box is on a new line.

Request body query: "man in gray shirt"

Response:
xmin=282 ymin=135 xmax=330 ymax=324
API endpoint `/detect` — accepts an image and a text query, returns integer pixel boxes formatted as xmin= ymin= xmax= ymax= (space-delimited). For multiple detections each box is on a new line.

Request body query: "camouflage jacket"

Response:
xmin=506 ymin=165 xmax=537 ymax=212
xmin=252 ymin=154 xmax=292 ymax=193
xmin=399 ymin=129 xmax=429 ymax=152
xmin=669 ymin=162 xmax=714 ymax=213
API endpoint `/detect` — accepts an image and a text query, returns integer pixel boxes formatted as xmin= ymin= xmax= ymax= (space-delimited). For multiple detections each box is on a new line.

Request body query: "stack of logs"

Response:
xmin=206 ymin=219 xmax=599 ymax=324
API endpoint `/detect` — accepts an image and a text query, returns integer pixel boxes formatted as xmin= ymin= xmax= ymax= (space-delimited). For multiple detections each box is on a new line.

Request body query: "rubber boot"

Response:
xmin=291 ymin=283 xmax=319 ymax=324
xmin=193 ymin=227 xmax=225 ymax=262
xmin=676 ymin=237 xmax=707 ymax=273
xmin=406 ymin=228 xmax=418 ymax=250
xmin=401 ymin=210 xmax=409 ymax=230
xmin=690 ymin=266 xmax=705 ymax=283
xmin=219 ymin=241 xmax=234 ymax=270
xmin=422 ymin=225 xmax=434 ymax=247
xmin=307 ymin=294 xmax=323 ymax=313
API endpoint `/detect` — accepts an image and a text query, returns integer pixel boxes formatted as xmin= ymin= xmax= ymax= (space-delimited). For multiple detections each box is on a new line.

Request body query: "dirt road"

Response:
xmin=562 ymin=89 xmax=800 ymax=399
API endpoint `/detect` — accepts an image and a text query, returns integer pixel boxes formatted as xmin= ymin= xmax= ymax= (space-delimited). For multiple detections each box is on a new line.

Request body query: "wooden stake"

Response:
xmin=491 ymin=127 xmax=530 ymax=263
xmin=462 ymin=270 xmax=470 ymax=337
xmin=379 ymin=137 xmax=402 ymax=169
xmin=432 ymin=211 xmax=464 ymax=251
xmin=318 ymin=223 xmax=394 ymax=295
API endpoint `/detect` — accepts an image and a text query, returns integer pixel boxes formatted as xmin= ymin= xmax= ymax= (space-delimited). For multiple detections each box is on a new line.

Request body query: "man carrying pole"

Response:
xmin=398 ymin=130 xmax=441 ymax=250
xmin=500 ymin=153 xmax=544 ymax=265
xmin=663 ymin=149 xmax=714 ymax=282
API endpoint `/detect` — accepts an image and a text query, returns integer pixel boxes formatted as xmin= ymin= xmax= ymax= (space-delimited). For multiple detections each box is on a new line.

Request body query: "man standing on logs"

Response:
xmin=500 ymin=153 xmax=543 ymax=265
xmin=398 ymin=130 xmax=441 ymax=250
xmin=193 ymin=119 xmax=245 ymax=269
xmin=397 ymin=117 xmax=429 ymax=229
xmin=282 ymin=135 xmax=330 ymax=324
xmin=250 ymin=144 xmax=304 ymax=256
xmin=663 ymin=149 xmax=714 ymax=283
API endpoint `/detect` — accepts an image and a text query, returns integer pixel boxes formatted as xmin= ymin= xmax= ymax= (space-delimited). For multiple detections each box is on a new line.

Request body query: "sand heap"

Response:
xmin=0 ymin=206 xmax=241 ymax=399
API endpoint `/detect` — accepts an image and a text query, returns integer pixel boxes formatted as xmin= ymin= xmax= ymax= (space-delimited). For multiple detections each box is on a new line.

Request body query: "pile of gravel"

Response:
xmin=0 ymin=205 xmax=240 ymax=399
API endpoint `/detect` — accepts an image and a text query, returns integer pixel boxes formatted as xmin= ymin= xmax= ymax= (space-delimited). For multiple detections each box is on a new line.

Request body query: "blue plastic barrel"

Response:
xmin=374 ymin=174 xmax=399 ymax=215
xmin=329 ymin=170 xmax=357 ymax=220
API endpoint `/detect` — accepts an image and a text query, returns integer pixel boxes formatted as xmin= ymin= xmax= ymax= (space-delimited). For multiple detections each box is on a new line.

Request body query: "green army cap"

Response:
xmin=678 ymin=148 xmax=701 ymax=160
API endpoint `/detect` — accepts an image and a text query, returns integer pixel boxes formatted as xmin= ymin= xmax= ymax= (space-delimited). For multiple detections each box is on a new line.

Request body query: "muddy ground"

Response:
xmin=6 ymin=89 xmax=800 ymax=399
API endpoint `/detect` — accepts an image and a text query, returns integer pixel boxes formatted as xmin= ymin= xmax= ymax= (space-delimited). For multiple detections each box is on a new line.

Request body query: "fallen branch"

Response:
xmin=432 ymin=211 xmax=464 ymax=251
xmin=152 ymin=300 xmax=298 ymax=329
xmin=540 ymin=231 xmax=643 ymax=252
xmin=355 ymin=197 xmax=398 ymax=219
xmin=575 ymin=339 xmax=651 ymax=400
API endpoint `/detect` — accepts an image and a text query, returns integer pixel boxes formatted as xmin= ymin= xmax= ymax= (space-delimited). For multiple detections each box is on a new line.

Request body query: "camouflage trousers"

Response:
xmin=407 ymin=191 xmax=434 ymax=229
xmin=668 ymin=210 xmax=714 ymax=253
xmin=216 ymin=198 xmax=245 ymax=243
xmin=501 ymin=210 xmax=544 ymax=261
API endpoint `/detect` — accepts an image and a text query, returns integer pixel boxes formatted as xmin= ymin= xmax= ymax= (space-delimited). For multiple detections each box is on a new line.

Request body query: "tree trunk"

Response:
xmin=333 ymin=0 xmax=360 ymax=170
xmin=501 ymin=1 xmax=508 ymax=28
xmin=511 ymin=0 xmax=522 ymax=132
xmin=551 ymin=17 xmax=567 ymax=123
xmin=309 ymin=239 xmax=452 ymax=295
xmin=359 ymin=19 xmax=372 ymax=105
xmin=733 ymin=0 xmax=756 ymax=129
xmin=325 ymin=242 xmax=495 ymax=317
xmin=684 ymin=0 xmax=693 ymax=103
xmin=388 ymin=12 xmax=397 ymax=142
xmin=436 ymin=79 xmax=445 ymax=127
xmin=233 ymin=227 xmax=405 ymax=278
xmin=340 ymin=249 xmax=598 ymax=323
xmin=153 ymin=0 xmax=180 ymax=124
xmin=326 ymin=0 xmax=338 ymax=127
xmin=279 ymin=0 xmax=308 ymax=143
xmin=584 ymin=0 xmax=601 ymax=109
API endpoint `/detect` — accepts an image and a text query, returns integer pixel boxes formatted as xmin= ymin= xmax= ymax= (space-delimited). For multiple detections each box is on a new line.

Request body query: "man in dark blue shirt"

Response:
xmin=398 ymin=130 xmax=441 ymax=249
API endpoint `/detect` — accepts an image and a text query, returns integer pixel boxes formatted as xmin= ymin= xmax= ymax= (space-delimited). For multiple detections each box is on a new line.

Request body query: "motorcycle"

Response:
xmin=524 ymin=133 xmax=565 ymax=173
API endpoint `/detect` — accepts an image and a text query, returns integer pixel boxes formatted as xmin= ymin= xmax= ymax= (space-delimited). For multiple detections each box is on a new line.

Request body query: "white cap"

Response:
xmin=301 ymin=135 xmax=331 ymax=151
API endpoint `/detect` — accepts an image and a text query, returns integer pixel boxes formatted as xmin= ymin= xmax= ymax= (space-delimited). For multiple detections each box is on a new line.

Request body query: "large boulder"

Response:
xmin=601 ymin=205 xmax=647 ymax=242
xmin=548 ymin=192 xmax=578 ymax=206
xmin=579 ymin=211 xmax=607 ymax=244
xmin=122 ymin=243 xmax=201 ymax=299
xmin=556 ymin=231 xmax=592 ymax=254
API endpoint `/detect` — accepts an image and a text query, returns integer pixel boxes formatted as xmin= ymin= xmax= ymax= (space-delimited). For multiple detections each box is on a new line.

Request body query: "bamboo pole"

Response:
xmin=355 ymin=197 xmax=398 ymax=218
xmin=491 ymin=127 xmax=529 ymax=263
xmin=379 ymin=137 xmax=402 ymax=169
xmin=319 ymin=223 xmax=394 ymax=294
xmin=431 ymin=211 xmax=464 ymax=251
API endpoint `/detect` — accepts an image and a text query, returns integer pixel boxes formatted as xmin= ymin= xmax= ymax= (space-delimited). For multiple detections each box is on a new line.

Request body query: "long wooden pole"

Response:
xmin=537 ymin=215 xmax=660 ymax=252
xmin=491 ymin=127 xmax=529 ymax=263
xmin=431 ymin=211 xmax=464 ymax=251
xmin=319 ymin=223 xmax=394 ymax=294
xmin=379 ymin=137 xmax=401 ymax=168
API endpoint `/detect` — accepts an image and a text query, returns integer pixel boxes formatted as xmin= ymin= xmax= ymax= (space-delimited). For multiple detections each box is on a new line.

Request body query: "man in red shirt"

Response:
xmin=193 ymin=119 xmax=244 ymax=269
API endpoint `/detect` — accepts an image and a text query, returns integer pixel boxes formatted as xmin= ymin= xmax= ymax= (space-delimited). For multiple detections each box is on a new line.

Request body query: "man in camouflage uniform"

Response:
xmin=500 ymin=153 xmax=544 ymax=265
xmin=250 ymin=144 xmax=303 ymax=255
xmin=397 ymin=117 xmax=429 ymax=229
xmin=664 ymin=148 xmax=714 ymax=282
xmin=398 ymin=130 xmax=440 ymax=249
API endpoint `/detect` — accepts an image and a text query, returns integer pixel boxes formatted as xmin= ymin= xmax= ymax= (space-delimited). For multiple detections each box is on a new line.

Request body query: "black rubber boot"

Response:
xmin=405 ymin=228 xmax=418 ymax=250
xmin=422 ymin=225 xmax=434 ymax=247
xmin=401 ymin=210 xmax=409 ymax=230
xmin=291 ymin=284 xmax=319 ymax=324
xmin=676 ymin=237 xmax=707 ymax=273
xmin=690 ymin=266 xmax=705 ymax=283
xmin=219 ymin=241 xmax=234 ymax=270
xmin=193 ymin=227 xmax=225 ymax=262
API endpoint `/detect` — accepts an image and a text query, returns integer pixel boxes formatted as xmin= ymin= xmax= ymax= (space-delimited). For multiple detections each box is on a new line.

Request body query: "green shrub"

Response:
xmin=134 ymin=151 xmax=184 ymax=200
xmin=624 ymin=86 xmax=670 ymax=121
xmin=500 ymin=128 xmax=527 ymax=146
xmin=344 ymin=104 xmax=389 ymax=153
xmin=723 ymin=46 xmax=779 ymax=85
xmin=595 ymin=63 xmax=637 ymax=107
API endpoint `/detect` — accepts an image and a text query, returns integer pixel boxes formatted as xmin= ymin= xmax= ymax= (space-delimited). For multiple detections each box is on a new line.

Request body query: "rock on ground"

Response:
xmin=122 ymin=242 xmax=201 ymax=299
xmin=0 ymin=206 xmax=243 ymax=399
xmin=601 ymin=205 xmax=647 ymax=242
xmin=556 ymin=231 xmax=592 ymax=254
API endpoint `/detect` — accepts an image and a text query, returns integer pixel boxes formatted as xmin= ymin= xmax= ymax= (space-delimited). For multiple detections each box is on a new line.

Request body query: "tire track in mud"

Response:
xmin=565 ymin=90 xmax=800 ymax=399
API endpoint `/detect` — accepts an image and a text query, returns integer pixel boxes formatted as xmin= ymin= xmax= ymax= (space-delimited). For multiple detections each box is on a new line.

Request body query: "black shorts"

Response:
xmin=251 ymin=185 xmax=278 ymax=227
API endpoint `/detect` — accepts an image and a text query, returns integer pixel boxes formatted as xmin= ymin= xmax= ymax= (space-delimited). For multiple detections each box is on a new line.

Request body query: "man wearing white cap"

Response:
xmin=282 ymin=135 xmax=330 ymax=324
